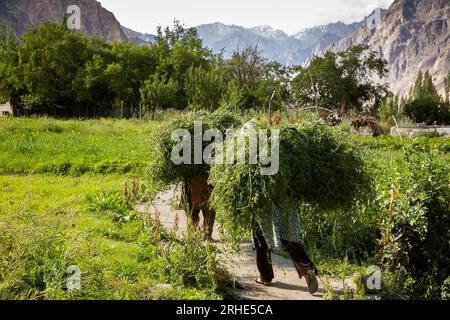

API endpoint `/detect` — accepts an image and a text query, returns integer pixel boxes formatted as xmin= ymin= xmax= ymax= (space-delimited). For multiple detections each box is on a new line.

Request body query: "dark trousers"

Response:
xmin=190 ymin=209 xmax=216 ymax=239
xmin=253 ymin=225 xmax=317 ymax=282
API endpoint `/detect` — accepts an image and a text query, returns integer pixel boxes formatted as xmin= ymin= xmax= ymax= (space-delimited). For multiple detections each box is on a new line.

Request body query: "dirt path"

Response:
xmin=139 ymin=186 xmax=340 ymax=300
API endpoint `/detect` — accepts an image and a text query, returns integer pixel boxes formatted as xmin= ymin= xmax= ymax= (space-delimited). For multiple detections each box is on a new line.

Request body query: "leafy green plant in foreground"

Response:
xmin=377 ymin=146 xmax=450 ymax=299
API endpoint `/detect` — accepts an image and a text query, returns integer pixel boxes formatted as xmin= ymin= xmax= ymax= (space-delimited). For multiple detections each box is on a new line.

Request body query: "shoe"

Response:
xmin=255 ymin=277 xmax=272 ymax=286
xmin=305 ymin=269 xmax=318 ymax=295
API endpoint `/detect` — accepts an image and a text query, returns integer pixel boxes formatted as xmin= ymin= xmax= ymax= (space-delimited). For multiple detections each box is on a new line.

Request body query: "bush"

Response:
xmin=86 ymin=190 xmax=137 ymax=223
xmin=43 ymin=122 xmax=64 ymax=133
xmin=299 ymin=198 xmax=380 ymax=261
xmin=0 ymin=224 xmax=68 ymax=299
xmin=34 ymin=160 xmax=146 ymax=176
xmin=377 ymin=147 xmax=450 ymax=299
xmin=137 ymin=232 xmax=220 ymax=290
xmin=404 ymin=98 xmax=450 ymax=125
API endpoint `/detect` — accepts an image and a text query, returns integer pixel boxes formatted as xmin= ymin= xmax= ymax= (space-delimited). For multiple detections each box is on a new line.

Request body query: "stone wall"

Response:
xmin=390 ymin=126 xmax=450 ymax=138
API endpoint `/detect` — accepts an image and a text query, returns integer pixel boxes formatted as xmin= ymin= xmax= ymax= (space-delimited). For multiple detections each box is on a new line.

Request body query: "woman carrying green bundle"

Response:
xmin=149 ymin=110 xmax=242 ymax=240
xmin=209 ymin=120 xmax=370 ymax=296
xmin=182 ymin=174 xmax=216 ymax=241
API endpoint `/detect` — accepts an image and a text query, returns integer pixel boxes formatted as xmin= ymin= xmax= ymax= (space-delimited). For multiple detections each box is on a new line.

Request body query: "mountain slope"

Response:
xmin=121 ymin=26 xmax=155 ymax=44
xmin=0 ymin=0 xmax=127 ymax=42
xmin=196 ymin=22 xmax=359 ymax=65
xmin=330 ymin=0 xmax=450 ymax=96
xmin=294 ymin=22 xmax=359 ymax=53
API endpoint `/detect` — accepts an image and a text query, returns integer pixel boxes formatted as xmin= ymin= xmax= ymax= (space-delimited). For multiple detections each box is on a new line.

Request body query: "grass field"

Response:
xmin=0 ymin=116 xmax=449 ymax=300
xmin=0 ymin=117 xmax=153 ymax=175
xmin=0 ymin=117 xmax=224 ymax=300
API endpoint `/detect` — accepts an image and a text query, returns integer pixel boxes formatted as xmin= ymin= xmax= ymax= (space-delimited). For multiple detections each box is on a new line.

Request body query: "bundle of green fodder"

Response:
xmin=148 ymin=110 xmax=242 ymax=188
xmin=208 ymin=120 xmax=371 ymax=244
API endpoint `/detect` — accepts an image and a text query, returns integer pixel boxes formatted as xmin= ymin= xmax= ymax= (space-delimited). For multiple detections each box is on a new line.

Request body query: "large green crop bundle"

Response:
xmin=148 ymin=110 xmax=242 ymax=187
xmin=208 ymin=121 xmax=371 ymax=244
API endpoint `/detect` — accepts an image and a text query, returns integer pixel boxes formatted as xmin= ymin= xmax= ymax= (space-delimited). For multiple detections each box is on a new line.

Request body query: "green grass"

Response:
xmin=1 ymin=116 xmax=448 ymax=300
xmin=0 ymin=117 xmax=225 ymax=300
xmin=0 ymin=174 xmax=223 ymax=299
xmin=0 ymin=117 xmax=156 ymax=175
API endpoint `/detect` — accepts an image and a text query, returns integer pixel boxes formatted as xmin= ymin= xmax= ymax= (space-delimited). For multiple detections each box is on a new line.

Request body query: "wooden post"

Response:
xmin=268 ymin=90 xmax=276 ymax=126
xmin=308 ymin=71 xmax=320 ymax=119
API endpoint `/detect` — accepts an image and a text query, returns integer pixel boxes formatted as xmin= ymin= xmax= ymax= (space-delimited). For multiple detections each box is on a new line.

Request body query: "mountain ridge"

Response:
xmin=329 ymin=0 xmax=450 ymax=96
xmin=196 ymin=21 xmax=359 ymax=65
xmin=0 ymin=0 xmax=127 ymax=42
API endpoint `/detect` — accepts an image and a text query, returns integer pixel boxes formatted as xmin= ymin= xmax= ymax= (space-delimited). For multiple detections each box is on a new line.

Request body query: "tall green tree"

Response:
xmin=17 ymin=22 xmax=92 ymax=112
xmin=291 ymin=45 xmax=388 ymax=114
xmin=184 ymin=63 xmax=229 ymax=110
xmin=410 ymin=70 xmax=424 ymax=102
xmin=73 ymin=38 xmax=157 ymax=117
xmin=140 ymin=21 xmax=215 ymax=112
xmin=224 ymin=46 xmax=289 ymax=110
xmin=403 ymin=70 xmax=448 ymax=125
xmin=0 ymin=23 xmax=22 ymax=109
xmin=72 ymin=38 xmax=115 ymax=116
xmin=409 ymin=70 xmax=440 ymax=102
xmin=380 ymin=93 xmax=401 ymax=126
xmin=421 ymin=71 xmax=440 ymax=102
xmin=140 ymin=74 xmax=179 ymax=115
xmin=444 ymin=71 xmax=450 ymax=103
xmin=103 ymin=42 xmax=157 ymax=117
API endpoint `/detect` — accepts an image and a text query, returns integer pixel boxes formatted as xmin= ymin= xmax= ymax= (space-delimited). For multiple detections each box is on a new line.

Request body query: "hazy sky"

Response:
xmin=97 ymin=0 xmax=394 ymax=35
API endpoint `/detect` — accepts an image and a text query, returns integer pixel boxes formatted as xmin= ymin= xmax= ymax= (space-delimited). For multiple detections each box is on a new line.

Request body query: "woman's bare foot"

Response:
xmin=305 ymin=269 xmax=318 ymax=295
xmin=255 ymin=277 xmax=272 ymax=286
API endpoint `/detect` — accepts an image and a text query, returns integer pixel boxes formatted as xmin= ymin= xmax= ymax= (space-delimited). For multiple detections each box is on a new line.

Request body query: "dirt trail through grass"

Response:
xmin=139 ymin=186 xmax=343 ymax=300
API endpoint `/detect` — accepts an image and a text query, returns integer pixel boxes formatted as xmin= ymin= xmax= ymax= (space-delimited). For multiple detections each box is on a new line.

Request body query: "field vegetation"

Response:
xmin=0 ymin=116 xmax=448 ymax=299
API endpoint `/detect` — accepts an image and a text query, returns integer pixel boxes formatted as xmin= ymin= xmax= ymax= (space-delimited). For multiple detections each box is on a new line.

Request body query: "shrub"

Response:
xmin=93 ymin=160 xmax=146 ymax=175
xmin=137 ymin=232 xmax=220 ymax=290
xmin=404 ymin=98 xmax=450 ymax=125
xmin=86 ymin=191 xmax=137 ymax=223
xmin=0 ymin=224 xmax=68 ymax=299
xmin=43 ymin=122 xmax=64 ymax=133
xmin=377 ymin=147 xmax=450 ymax=299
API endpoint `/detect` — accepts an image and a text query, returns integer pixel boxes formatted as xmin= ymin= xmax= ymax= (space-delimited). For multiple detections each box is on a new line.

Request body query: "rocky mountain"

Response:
xmin=121 ymin=26 xmax=155 ymax=44
xmin=0 ymin=0 xmax=128 ymax=42
xmin=330 ymin=0 xmax=450 ymax=96
xmin=294 ymin=22 xmax=359 ymax=53
xmin=196 ymin=22 xmax=359 ymax=65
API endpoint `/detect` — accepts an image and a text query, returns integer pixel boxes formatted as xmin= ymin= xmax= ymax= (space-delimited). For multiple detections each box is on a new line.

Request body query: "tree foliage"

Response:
xmin=225 ymin=46 xmax=290 ymax=110
xmin=379 ymin=93 xmax=404 ymax=127
xmin=409 ymin=70 xmax=441 ymax=103
xmin=404 ymin=98 xmax=450 ymax=125
xmin=0 ymin=21 xmax=390 ymax=118
xmin=444 ymin=71 xmax=450 ymax=103
xmin=0 ymin=21 xmax=157 ymax=117
xmin=291 ymin=45 xmax=388 ymax=114
xmin=140 ymin=21 xmax=214 ymax=112
xmin=403 ymin=70 xmax=450 ymax=124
